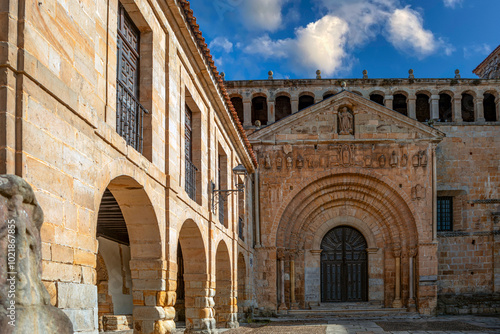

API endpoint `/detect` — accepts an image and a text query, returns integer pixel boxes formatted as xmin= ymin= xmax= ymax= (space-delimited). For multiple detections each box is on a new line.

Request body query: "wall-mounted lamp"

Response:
xmin=211 ymin=164 xmax=247 ymax=213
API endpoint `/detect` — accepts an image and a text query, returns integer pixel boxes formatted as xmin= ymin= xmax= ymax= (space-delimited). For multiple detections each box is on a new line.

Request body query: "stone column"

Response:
xmin=430 ymin=94 xmax=440 ymax=120
xmin=392 ymin=249 xmax=403 ymax=308
xmin=290 ymin=254 xmax=299 ymax=310
xmin=385 ymin=95 xmax=394 ymax=110
xmin=407 ymin=248 xmax=417 ymax=312
xmin=407 ymin=96 xmax=416 ymax=119
xmin=496 ymin=97 xmax=500 ymax=122
xmin=432 ymin=145 xmax=437 ymax=241
xmin=291 ymin=98 xmax=299 ymax=114
xmin=278 ymin=251 xmax=287 ymax=312
xmin=254 ymin=172 xmax=261 ymax=247
xmin=453 ymin=96 xmax=463 ymax=122
xmin=243 ymin=98 xmax=252 ymax=127
xmin=267 ymin=99 xmax=275 ymax=124
xmin=475 ymin=96 xmax=485 ymax=122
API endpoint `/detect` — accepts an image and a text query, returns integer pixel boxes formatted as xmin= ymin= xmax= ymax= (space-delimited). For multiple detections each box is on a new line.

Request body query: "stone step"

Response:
xmin=277 ymin=306 xmax=418 ymax=319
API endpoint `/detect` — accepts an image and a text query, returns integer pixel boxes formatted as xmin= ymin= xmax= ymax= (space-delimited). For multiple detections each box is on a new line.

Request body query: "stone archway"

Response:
xmin=237 ymin=253 xmax=247 ymax=320
xmin=272 ymin=171 xmax=424 ymax=311
xmin=96 ymin=176 xmax=165 ymax=333
xmin=214 ymin=240 xmax=234 ymax=328
xmin=178 ymin=219 xmax=215 ymax=333
xmin=320 ymin=226 xmax=368 ymax=303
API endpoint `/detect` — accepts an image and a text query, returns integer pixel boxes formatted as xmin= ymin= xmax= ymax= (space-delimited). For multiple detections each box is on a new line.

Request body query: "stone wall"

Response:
xmin=435 ymin=124 xmax=500 ymax=314
xmin=0 ymin=0 xmax=255 ymax=332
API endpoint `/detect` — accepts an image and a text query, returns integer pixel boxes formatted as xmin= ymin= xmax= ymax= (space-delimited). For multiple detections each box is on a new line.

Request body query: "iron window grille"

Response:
xmin=437 ymin=196 xmax=453 ymax=231
xmin=116 ymin=82 xmax=148 ymax=153
xmin=238 ymin=216 xmax=244 ymax=241
xmin=185 ymin=105 xmax=197 ymax=201
xmin=116 ymin=4 xmax=148 ymax=154
xmin=218 ymin=195 xmax=225 ymax=224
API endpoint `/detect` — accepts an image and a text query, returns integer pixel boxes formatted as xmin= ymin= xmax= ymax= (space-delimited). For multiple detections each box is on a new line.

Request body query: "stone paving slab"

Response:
xmin=215 ymin=315 xmax=500 ymax=334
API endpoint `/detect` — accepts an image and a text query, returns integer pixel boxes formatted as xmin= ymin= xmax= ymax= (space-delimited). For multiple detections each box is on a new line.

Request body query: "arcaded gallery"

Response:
xmin=0 ymin=0 xmax=499 ymax=333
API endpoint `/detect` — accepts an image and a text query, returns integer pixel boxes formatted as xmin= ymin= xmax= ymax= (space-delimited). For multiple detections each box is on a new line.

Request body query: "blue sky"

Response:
xmin=188 ymin=0 xmax=498 ymax=80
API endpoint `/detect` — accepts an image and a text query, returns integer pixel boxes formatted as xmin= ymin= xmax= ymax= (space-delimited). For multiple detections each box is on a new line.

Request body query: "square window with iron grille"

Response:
xmin=437 ymin=197 xmax=453 ymax=231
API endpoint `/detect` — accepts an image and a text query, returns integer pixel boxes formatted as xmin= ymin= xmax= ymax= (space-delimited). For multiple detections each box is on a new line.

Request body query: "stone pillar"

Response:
xmin=278 ymin=251 xmax=287 ymax=312
xmin=407 ymin=248 xmax=417 ymax=312
xmin=475 ymin=96 xmax=485 ymax=122
xmin=453 ymin=96 xmax=463 ymax=122
xmin=183 ymin=274 xmax=216 ymax=333
xmin=305 ymin=250 xmax=322 ymax=307
xmin=267 ymin=100 xmax=275 ymax=124
xmin=430 ymin=95 xmax=440 ymax=120
xmin=385 ymin=95 xmax=394 ymax=110
xmin=291 ymin=98 xmax=299 ymax=114
xmin=254 ymin=172 xmax=261 ymax=247
xmin=290 ymin=255 xmax=299 ymax=309
xmin=243 ymin=98 xmax=252 ymax=127
xmin=407 ymin=96 xmax=417 ymax=119
xmin=496 ymin=97 xmax=500 ymax=122
xmin=432 ymin=145 xmax=437 ymax=241
xmin=130 ymin=259 xmax=172 ymax=334
xmin=392 ymin=249 xmax=402 ymax=308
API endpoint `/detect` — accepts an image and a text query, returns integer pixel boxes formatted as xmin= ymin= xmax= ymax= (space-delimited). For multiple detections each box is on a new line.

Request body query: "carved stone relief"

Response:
xmin=286 ymin=156 xmax=293 ymax=169
xmin=283 ymin=144 xmax=293 ymax=155
xmin=338 ymin=144 xmax=355 ymax=167
xmin=338 ymin=106 xmax=354 ymax=135
xmin=401 ymin=154 xmax=408 ymax=167
xmin=378 ymin=154 xmax=386 ymax=167
xmin=390 ymin=151 xmax=398 ymax=168
xmin=264 ymin=155 xmax=272 ymax=169
xmin=419 ymin=151 xmax=428 ymax=167
xmin=411 ymin=184 xmax=426 ymax=200
xmin=276 ymin=157 xmax=283 ymax=170
xmin=297 ymin=156 xmax=304 ymax=169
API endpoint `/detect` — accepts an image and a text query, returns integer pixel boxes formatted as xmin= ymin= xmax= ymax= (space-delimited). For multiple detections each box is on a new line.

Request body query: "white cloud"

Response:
xmin=244 ymin=15 xmax=349 ymax=76
xmin=463 ymin=43 xmax=492 ymax=59
xmin=443 ymin=0 xmax=462 ymax=8
xmin=241 ymin=0 xmax=287 ymax=32
xmin=387 ymin=7 xmax=438 ymax=57
xmin=208 ymin=37 xmax=234 ymax=53
xmin=294 ymin=16 xmax=349 ymax=75
xmin=243 ymin=0 xmax=451 ymax=76
xmin=243 ymin=35 xmax=292 ymax=59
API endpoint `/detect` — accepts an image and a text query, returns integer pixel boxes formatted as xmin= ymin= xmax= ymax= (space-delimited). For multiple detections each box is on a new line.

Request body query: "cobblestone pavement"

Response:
xmin=215 ymin=315 xmax=500 ymax=334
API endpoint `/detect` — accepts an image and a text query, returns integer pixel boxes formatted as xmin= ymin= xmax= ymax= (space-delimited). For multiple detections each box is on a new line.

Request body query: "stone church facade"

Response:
xmin=226 ymin=49 xmax=500 ymax=317
xmin=0 ymin=0 xmax=499 ymax=333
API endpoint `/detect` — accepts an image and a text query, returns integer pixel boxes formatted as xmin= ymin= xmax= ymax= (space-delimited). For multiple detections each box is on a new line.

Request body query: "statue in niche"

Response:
xmin=412 ymin=154 xmax=420 ymax=167
xmin=264 ymin=155 xmax=272 ymax=169
xmin=365 ymin=155 xmax=372 ymax=167
xmin=390 ymin=151 xmax=398 ymax=168
xmin=378 ymin=154 xmax=386 ymax=167
xmin=320 ymin=156 xmax=327 ymax=167
xmin=338 ymin=106 xmax=354 ymax=135
xmin=419 ymin=151 xmax=428 ymax=167
xmin=338 ymin=144 xmax=354 ymax=167
xmin=401 ymin=154 xmax=408 ymax=167
xmin=411 ymin=184 xmax=426 ymax=200
xmin=286 ymin=156 xmax=293 ymax=169
xmin=296 ymin=156 xmax=304 ymax=169
xmin=276 ymin=157 xmax=283 ymax=170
